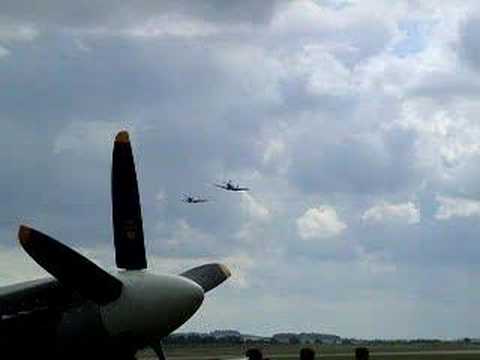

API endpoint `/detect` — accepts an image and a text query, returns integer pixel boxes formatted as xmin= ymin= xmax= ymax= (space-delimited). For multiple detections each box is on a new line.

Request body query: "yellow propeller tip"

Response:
xmin=219 ymin=264 xmax=232 ymax=278
xmin=115 ymin=131 xmax=130 ymax=143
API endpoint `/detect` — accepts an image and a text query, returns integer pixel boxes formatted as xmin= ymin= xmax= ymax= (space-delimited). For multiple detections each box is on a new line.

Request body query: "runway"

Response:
xmin=138 ymin=349 xmax=480 ymax=359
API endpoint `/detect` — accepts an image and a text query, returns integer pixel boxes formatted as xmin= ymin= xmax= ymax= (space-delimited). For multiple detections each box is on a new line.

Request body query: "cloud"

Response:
xmin=459 ymin=15 xmax=480 ymax=71
xmin=3 ymin=0 xmax=480 ymax=339
xmin=0 ymin=245 xmax=48 ymax=285
xmin=0 ymin=0 xmax=283 ymax=33
xmin=289 ymin=128 xmax=418 ymax=195
xmin=240 ymin=193 xmax=271 ymax=223
xmin=0 ymin=20 xmax=37 ymax=42
xmin=0 ymin=46 xmax=10 ymax=59
xmin=435 ymin=195 xmax=480 ymax=220
xmin=362 ymin=201 xmax=420 ymax=225
xmin=147 ymin=252 xmax=254 ymax=289
xmin=296 ymin=206 xmax=346 ymax=240
xmin=53 ymin=121 xmax=132 ymax=156
xmin=126 ymin=14 xmax=220 ymax=39
xmin=262 ymin=137 xmax=287 ymax=172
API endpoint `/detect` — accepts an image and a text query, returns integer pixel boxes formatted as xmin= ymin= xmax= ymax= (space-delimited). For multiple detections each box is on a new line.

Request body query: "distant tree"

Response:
xmin=289 ymin=337 xmax=300 ymax=345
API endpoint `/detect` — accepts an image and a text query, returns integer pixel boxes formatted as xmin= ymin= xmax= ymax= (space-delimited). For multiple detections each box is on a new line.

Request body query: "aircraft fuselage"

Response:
xmin=0 ymin=273 xmax=203 ymax=359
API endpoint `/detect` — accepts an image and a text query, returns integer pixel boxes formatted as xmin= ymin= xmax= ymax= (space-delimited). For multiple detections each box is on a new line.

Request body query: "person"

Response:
xmin=300 ymin=347 xmax=315 ymax=360
xmin=355 ymin=347 xmax=369 ymax=360
xmin=245 ymin=348 xmax=263 ymax=360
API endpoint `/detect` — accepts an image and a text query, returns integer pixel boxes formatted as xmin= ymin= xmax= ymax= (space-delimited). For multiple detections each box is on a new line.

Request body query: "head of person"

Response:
xmin=245 ymin=348 xmax=263 ymax=360
xmin=300 ymin=347 xmax=315 ymax=360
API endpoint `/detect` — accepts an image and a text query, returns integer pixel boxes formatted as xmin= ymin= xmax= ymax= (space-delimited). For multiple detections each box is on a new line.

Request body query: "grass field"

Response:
xmin=138 ymin=343 xmax=480 ymax=359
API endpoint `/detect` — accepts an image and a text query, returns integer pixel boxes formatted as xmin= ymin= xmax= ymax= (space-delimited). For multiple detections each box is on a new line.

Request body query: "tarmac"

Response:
xmin=138 ymin=349 xmax=480 ymax=359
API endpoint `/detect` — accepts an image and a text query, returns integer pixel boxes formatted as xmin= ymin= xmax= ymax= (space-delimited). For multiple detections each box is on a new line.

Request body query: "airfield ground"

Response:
xmin=138 ymin=343 xmax=480 ymax=359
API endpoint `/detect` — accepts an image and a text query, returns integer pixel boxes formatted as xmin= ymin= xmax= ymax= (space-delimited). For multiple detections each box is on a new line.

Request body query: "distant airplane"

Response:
xmin=182 ymin=194 xmax=209 ymax=204
xmin=0 ymin=131 xmax=230 ymax=360
xmin=214 ymin=180 xmax=249 ymax=192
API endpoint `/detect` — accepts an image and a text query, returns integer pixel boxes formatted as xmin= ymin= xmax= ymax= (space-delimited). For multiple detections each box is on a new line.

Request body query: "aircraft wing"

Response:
xmin=213 ymin=183 xmax=227 ymax=190
xmin=0 ymin=278 xmax=79 ymax=317
xmin=0 ymin=278 xmax=82 ymax=357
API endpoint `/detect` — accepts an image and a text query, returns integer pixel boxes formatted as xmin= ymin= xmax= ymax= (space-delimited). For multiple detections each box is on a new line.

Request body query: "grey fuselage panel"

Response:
xmin=0 ymin=279 xmax=117 ymax=358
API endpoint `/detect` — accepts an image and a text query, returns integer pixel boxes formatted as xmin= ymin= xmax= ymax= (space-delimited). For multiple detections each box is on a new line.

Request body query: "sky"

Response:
xmin=1 ymin=0 xmax=480 ymax=339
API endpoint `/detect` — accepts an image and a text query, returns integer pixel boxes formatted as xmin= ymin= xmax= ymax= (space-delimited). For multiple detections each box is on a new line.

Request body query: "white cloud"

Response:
xmin=362 ymin=201 xmax=420 ymax=225
xmin=262 ymin=137 xmax=286 ymax=166
xmin=359 ymin=251 xmax=397 ymax=275
xmin=155 ymin=190 xmax=166 ymax=203
xmin=148 ymin=253 xmax=254 ymax=289
xmin=0 ymin=46 xmax=10 ymax=59
xmin=240 ymin=193 xmax=270 ymax=223
xmin=220 ymin=253 xmax=255 ymax=289
xmin=272 ymin=0 xmax=403 ymax=38
xmin=5 ymin=0 xmax=480 ymax=339
xmin=0 ymin=245 xmax=48 ymax=285
xmin=127 ymin=14 xmax=219 ymax=38
xmin=0 ymin=21 xmax=38 ymax=42
xmin=53 ymin=121 xmax=136 ymax=156
xmin=298 ymin=45 xmax=354 ymax=96
xmin=234 ymin=193 xmax=272 ymax=247
xmin=435 ymin=195 xmax=480 ymax=220
xmin=397 ymin=99 xmax=480 ymax=171
xmin=296 ymin=206 xmax=347 ymax=239
xmin=166 ymin=219 xmax=215 ymax=249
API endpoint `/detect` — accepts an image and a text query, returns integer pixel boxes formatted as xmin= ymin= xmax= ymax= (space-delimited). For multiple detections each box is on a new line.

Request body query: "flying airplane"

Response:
xmin=182 ymin=194 xmax=209 ymax=204
xmin=0 ymin=131 xmax=230 ymax=360
xmin=214 ymin=180 xmax=249 ymax=192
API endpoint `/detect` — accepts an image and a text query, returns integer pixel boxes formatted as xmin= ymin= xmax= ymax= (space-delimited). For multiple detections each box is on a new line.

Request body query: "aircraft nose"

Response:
xmin=165 ymin=277 xmax=204 ymax=333
xmin=101 ymin=273 xmax=206 ymax=338
xmin=170 ymin=275 xmax=205 ymax=321
xmin=184 ymin=278 xmax=204 ymax=309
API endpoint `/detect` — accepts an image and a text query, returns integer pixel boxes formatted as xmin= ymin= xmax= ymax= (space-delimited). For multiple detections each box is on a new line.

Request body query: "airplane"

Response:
xmin=0 ymin=131 xmax=231 ymax=360
xmin=182 ymin=194 xmax=209 ymax=204
xmin=214 ymin=180 xmax=249 ymax=192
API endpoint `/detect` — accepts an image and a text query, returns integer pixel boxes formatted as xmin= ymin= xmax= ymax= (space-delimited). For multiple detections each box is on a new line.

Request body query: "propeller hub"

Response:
xmin=100 ymin=272 xmax=204 ymax=338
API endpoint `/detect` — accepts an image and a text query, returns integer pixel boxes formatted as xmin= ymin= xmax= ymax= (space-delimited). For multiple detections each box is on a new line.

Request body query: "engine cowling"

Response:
xmin=100 ymin=272 xmax=204 ymax=339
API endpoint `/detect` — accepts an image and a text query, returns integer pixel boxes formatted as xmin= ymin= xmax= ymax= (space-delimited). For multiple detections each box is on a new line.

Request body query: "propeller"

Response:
xmin=111 ymin=131 xmax=147 ymax=270
xmin=181 ymin=263 xmax=231 ymax=293
xmin=18 ymin=225 xmax=122 ymax=306
xmin=17 ymin=130 xmax=231 ymax=359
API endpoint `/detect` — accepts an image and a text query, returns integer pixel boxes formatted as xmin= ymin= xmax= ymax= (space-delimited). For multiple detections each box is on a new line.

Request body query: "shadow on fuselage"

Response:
xmin=0 ymin=303 xmax=140 ymax=359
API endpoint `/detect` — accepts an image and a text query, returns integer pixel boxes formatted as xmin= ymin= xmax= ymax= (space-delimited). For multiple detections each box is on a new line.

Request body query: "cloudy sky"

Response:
xmin=2 ymin=0 xmax=480 ymax=339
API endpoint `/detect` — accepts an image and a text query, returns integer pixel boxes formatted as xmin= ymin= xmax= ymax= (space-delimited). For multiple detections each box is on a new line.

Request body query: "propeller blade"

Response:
xmin=180 ymin=263 xmax=231 ymax=293
xmin=18 ymin=225 xmax=123 ymax=305
xmin=112 ymin=131 xmax=147 ymax=270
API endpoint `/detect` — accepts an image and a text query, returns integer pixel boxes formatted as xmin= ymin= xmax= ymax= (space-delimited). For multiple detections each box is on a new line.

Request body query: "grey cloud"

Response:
xmin=289 ymin=127 xmax=419 ymax=195
xmin=460 ymin=15 xmax=480 ymax=71
xmin=1 ymin=1 xmax=283 ymax=29
xmin=2 ymin=1 xmax=480 ymax=338
xmin=0 ymin=33 xmax=278 ymax=257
